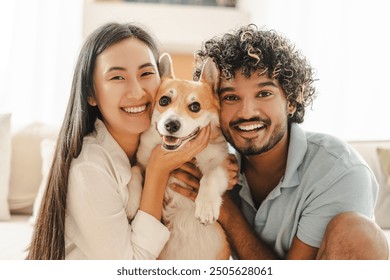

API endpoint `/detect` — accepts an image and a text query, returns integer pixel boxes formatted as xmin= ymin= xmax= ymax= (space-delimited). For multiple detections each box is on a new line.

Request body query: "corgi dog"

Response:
xmin=126 ymin=53 xmax=230 ymax=259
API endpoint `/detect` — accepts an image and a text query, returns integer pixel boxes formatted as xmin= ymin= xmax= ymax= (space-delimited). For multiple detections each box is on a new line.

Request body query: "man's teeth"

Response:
xmin=123 ymin=105 xmax=146 ymax=113
xmin=238 ymin=124 xmax=264 ymax=131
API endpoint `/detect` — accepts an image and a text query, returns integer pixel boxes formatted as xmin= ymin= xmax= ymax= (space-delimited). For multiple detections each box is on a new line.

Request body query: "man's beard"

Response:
xmin=222 ymin=120 xmax=287 ymax=156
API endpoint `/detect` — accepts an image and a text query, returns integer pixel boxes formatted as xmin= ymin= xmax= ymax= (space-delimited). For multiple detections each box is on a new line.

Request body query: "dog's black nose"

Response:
xmin=165 ymin=120 xmax=181 ymax=133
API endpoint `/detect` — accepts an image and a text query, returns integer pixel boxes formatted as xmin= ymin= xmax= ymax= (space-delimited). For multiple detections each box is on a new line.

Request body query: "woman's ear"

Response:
xmin=87 ymin=95 xmax=97 ymax=106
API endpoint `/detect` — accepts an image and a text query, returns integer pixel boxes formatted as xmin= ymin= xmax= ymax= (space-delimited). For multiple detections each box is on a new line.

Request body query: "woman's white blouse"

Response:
xmin=65 ymin=119 xmax=170 ymax=259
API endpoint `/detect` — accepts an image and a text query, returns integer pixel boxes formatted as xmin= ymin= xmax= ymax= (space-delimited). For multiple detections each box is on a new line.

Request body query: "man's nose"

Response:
xmin=237 ymin=98 xmax=258 ymax=119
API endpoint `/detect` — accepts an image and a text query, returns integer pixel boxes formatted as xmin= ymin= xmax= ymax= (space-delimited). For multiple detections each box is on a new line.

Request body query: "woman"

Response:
xmin=27 ymin=22 xmax=210 ymax=260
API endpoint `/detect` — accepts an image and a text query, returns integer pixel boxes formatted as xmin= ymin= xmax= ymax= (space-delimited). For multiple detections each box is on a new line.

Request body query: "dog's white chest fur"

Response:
xmin=128 ymin=123 xmax=229 ymax=259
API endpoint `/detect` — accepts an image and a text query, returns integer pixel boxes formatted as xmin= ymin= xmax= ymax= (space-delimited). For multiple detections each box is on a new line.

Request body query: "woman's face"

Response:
xmin=90 ymin=38 xmax=160 ymax=142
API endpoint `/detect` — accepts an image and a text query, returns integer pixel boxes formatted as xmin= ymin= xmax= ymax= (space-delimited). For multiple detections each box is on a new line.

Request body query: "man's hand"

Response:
xmin=170 ymin=160 xmax=201 ymax=201
xmin=224 ymin=153 xmax=239 ymax=190
xmin=170 ymin=153 xmax=239 ymax=201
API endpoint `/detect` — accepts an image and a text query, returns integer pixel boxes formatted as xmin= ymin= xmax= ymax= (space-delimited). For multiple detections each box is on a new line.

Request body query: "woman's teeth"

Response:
xmin=123 ymin=105 xmax=146 ymax=113
xmin=238 ymin=123 xmax=264 ymax=131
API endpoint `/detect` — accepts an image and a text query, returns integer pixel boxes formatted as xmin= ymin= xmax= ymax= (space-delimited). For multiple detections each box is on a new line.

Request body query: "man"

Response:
xmin=190 ymin=24 xmax=389 ymax=259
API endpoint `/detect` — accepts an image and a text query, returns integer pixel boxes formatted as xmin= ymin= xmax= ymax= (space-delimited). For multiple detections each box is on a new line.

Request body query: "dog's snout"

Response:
xmin=164 ymin=120 xmax=181 ymax=133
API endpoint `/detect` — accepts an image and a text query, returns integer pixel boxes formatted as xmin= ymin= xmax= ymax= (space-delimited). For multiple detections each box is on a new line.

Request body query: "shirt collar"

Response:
xmin=281 ymin=123 xmax=307 ymax=188
xmin=234 ymin=123 xmax=307 ymax=191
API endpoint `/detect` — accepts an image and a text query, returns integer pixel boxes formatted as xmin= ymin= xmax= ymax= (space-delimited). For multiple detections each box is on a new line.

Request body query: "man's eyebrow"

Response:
xmin=218 ymin=81 xmax=278 ymax=95
xmin=258 ymin=81 xmax=278 ymax=88
xmin=218 ymin=87 xmax=235 ymax=95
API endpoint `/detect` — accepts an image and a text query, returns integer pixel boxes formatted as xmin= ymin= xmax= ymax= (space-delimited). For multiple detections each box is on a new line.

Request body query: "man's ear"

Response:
xmin=288 ymin=101 xmax=296 ymax=116
xmin=87 ymin=95 xmax=97 ymax=106
xmin=199 ymin=58 xmax=219 ymax=91
xmin=159 ymin=52 xmax=175 ymax=79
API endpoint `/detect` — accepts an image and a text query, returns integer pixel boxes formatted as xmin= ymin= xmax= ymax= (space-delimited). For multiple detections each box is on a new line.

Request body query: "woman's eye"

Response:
xmin=159 ymin=96 xmax=171 ymax=106
xmin=189 ymin=102 xmax=201 ymax=113
xmin=111 ymin=76 xmax=124 ymax=80
xmin=141 ymin=71 xmax=155 ymax=77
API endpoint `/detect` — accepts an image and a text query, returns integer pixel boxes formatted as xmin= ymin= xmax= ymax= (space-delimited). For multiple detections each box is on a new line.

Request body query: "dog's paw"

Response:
xmin=194 ymin=196 xmax=221 ymax=225
xmin=126 ymin=166 xmax=143 ymax=220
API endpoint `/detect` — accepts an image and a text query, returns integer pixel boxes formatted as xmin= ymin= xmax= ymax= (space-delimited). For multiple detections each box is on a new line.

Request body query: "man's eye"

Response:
xmin=159 ymin=96 xmax=171 ymax=106
xmin=189 ymin=102 xmax=201 ymax=113
xmin=223 ymin=95 xmax=238 ymax=101
xmin=257 ymin=91 xmax=272 ymax=97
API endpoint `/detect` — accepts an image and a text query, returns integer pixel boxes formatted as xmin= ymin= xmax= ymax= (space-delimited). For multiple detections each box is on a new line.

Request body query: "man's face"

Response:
xmin=219 ymin=70 xmax=292 ymax=156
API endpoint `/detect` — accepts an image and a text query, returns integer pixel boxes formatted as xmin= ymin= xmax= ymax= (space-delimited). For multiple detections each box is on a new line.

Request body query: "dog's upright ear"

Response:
xmin=159 ymin=53 xmax=175 ymax=79
xmin=199 ymin=58 xmax=219 ymax=91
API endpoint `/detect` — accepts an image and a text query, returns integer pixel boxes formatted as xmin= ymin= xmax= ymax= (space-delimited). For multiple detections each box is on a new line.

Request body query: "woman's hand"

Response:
xmin=140 ymin=125 xmax=210 ymax=220
xmin=147 ymin=124 xmax=211 ymax=176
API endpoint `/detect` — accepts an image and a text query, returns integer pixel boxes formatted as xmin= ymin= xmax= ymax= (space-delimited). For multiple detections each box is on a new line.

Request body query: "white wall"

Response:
xmin=1 ymin=0 xmax=389 ymax=141
xmin=0 ymin=0 xmax=83 ymax=130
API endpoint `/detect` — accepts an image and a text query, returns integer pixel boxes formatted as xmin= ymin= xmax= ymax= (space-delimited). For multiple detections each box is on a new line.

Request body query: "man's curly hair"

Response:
xmin=194 ymin=24 xmax=317 ymax=123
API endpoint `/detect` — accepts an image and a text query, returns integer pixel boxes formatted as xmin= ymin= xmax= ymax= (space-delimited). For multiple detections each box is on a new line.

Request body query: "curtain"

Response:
xmin=241 ymin=0 xmax=390 ymax=140
xmin=0 ymin=0 xmax=83 ymax=130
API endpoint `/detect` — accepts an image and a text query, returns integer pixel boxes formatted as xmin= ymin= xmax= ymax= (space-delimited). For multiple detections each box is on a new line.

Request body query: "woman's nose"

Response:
xmin=126 ymin=79 xmax=144 ymax=99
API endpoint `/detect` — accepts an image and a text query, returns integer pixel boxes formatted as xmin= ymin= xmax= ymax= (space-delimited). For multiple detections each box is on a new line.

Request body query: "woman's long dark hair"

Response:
xmin=27 ymin=23 xmax=160 ymax=259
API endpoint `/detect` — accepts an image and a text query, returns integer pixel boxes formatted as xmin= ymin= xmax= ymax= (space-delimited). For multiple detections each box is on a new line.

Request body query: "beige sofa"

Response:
xmin=7 ymin=123 xmax=58 ymax=216
xmin=350 ymin=140 xmax=390 ymax=230
xmin=0 ymin=122 xmax=389 ymax=259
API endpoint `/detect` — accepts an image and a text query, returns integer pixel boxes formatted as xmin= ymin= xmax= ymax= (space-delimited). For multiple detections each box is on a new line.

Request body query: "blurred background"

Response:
xmin=0 ymin=0 xmax=389 ymax=141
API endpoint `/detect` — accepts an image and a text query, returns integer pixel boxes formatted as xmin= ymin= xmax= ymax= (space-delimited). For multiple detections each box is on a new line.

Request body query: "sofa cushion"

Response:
xmin=349 ymin=141 xmax=390 ymax=229
xmin=0 ymin=113 xmax=12 ymax=220
xmin=377 ymin=148 xmax=390 ymax=191
xmin=8 ymin=123 xmax=58 ymax=214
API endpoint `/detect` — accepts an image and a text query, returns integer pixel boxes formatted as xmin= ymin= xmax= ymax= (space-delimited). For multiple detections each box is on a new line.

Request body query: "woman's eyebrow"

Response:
xmin=106 ymin=66 xmax=126 ymax=73
xmin=139 ymin=62 xmax=156 ymax=70
xmin=105 ymin=63 xmax=156 ymax=74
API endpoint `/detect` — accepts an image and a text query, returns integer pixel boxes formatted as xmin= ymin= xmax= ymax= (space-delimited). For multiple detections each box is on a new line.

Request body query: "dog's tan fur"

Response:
xmin=126 ymin=53 xmax=230 ymax=259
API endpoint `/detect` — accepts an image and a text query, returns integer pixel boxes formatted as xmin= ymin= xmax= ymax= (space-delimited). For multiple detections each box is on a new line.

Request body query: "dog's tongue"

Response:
xmin=163 ymin=136 xmax=181 ymax=145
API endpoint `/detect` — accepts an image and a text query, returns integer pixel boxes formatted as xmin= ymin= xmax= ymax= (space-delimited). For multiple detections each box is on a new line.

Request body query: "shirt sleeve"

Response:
xmin=66 ymin=162 xmax=170 ymax=259
xmin=297 ymin=164 xmax=378 ymax=248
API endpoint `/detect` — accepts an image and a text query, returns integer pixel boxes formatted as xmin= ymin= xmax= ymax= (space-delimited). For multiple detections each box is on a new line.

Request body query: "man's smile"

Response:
xmin=237 ymin=123 xmax=265 ymax=132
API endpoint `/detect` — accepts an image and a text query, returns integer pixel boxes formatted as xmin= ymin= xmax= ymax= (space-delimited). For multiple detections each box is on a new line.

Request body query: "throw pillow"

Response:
xmin=377 ymin=148 xmax=390 ymax=191
xmin=0 ymin=113 xmax=12 ymax=220
xmin=29 ymin=139 xmax=56 ymax=224
xmin=8 ymin=123 xmax=58 ymax=214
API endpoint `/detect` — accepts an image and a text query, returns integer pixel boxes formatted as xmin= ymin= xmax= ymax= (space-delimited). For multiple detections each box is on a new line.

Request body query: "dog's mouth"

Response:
xmin=161 ymin=127 xmax=201 ymax=150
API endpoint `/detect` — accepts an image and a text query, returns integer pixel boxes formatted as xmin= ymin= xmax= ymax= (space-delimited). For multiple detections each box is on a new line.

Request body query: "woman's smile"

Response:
xmin=121 ymin=104 xmax=148 ymax=114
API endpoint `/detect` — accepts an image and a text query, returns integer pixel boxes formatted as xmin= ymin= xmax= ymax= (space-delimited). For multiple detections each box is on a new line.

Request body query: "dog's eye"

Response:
xmin=189 ymin=102 xmax=201 ymax=113
xmin=159 ymin=96 xmax=171 ymax=106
